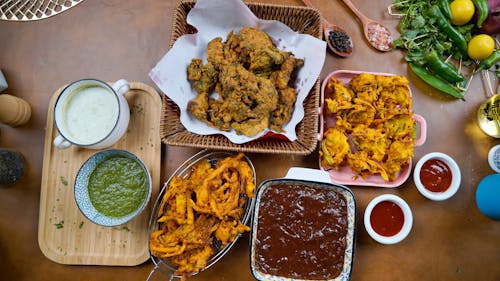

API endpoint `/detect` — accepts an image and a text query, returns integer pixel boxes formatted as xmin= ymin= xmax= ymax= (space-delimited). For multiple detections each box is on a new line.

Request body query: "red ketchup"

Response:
xmin=370 ymin=201 xmax=404 ymax=237
xmin=419 ymin=159 xmax=452 ymax=192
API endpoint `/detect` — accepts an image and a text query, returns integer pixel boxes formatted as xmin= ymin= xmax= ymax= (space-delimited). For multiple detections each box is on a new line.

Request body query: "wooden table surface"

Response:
xmin=1 ymin=0 xmax=499 ymax=280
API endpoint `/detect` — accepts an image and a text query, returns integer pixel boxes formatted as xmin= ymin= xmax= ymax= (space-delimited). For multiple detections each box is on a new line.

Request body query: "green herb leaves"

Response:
xmin=393 ymin=0 xmax=474 ymax=65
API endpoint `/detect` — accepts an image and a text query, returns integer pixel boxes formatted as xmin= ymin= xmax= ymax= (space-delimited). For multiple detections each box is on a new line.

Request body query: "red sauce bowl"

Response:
xmin=364 ymin=194 xmax=413 ymax=244
xmin=413 ymin=152 xmax=461 ymax=201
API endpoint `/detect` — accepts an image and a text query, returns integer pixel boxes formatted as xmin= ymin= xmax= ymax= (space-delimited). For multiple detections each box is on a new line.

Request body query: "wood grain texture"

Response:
xmin=38 ymin=82 xmax=162 ymax=265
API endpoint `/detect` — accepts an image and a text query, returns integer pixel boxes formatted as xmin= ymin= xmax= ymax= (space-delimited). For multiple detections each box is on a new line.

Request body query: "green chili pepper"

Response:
xmin=476 ymin=49 xmax=500 ymax=72
xmin=410 ymin=63 xmax=465 ymax=99
xmin=471 ymin=0 xmax=489 ymax=28
xmin=428 ymin=5 xmax=468 ymax=57
xmin=438 ymin=0 xmax=452 ymax=19
xmin=425 ymin=50 xmax=465 ymax=83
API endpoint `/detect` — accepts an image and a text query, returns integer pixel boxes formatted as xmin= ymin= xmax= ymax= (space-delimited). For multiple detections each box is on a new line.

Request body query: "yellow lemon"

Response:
xmin=468 ymin=34 xmax=495 ymax=60
xmin=450 ymin=0 xmax=475 ymax=26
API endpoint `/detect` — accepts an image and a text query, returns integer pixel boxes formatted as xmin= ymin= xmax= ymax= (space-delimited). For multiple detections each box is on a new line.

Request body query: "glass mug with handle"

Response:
xmin=53 ymin=79 xmax=130 ymax=149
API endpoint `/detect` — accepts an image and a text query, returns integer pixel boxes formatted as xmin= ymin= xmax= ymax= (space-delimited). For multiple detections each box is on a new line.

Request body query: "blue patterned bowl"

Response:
xmin=74 ymin=149 xmax=152 ymax=226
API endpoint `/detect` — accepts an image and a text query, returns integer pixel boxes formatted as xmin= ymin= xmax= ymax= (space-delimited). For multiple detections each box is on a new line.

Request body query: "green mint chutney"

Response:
xmin=88 ymin=156 xmax=149 ymax=218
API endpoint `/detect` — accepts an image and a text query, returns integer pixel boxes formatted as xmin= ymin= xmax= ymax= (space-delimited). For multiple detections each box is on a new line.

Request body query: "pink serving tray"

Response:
xmin=318 ymin=70 xmax=427 ymax=188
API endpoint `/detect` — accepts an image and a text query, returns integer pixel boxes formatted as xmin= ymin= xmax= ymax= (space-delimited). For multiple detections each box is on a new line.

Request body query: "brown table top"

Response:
xmin=1 ymin=0 xmax=499 ymax=280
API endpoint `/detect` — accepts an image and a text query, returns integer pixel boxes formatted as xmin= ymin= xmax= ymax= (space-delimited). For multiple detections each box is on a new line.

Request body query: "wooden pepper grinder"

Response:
xmin=0 ymin=70 xmax=31 ymax=127
xmin=0 ymin=94 xmax=32 ymax=127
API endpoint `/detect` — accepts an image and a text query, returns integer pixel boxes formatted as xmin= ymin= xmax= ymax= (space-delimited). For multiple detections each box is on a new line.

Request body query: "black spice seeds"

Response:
xmin=328 ymin=30 xmax=351 ymax=53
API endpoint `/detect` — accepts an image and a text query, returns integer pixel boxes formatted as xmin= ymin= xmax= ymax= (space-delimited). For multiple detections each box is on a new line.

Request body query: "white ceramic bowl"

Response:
xmin=413 ymin=152 xmax=461 ymax=201
xmin=364 ymin=194 xmax=413 ymax=245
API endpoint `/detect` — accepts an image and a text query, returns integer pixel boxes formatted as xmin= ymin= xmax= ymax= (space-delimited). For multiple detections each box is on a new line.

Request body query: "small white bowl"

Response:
xmin=413 ymin=152 xmax=461 ymax=201
xmin=364 ymin=194 xmax=413 ymax=245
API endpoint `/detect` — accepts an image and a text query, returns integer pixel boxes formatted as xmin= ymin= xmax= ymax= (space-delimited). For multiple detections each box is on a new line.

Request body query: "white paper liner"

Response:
xmin=149 ymin=0 xmax=326 ymax=144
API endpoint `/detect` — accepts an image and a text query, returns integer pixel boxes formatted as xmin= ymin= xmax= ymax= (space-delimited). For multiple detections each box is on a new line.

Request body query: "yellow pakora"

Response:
xmin=320 ymin=73 xmax=415 ymax=182
xmin=320 ymin=127 xmax=350 ymax=168
xmin=186 ymin=27 xmax=304 ymax=137
xmin=324 ymin=77 xmax=354 ymax=114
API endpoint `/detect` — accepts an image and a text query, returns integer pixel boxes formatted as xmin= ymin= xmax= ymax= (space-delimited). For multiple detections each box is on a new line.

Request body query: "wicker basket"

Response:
xmin=160 ymin=1 xmax=322 ymax=155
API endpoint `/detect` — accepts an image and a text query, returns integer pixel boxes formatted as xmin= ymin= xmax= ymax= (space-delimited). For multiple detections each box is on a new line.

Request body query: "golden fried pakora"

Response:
xmin=351 ymin=125 xmax=389 ymax=162
xmin=320 ymin=127 xmax=350 ymax=168
xmin=324 ymin=77 xmax=354 ymax=115
xmin=347 ymin=151 xmax=389 ymax=181
xmin=149 ymin=153 xmax=255 ymax=279
xmin=186 ymin=27 xmax=304 ymax=137
xmin=320 ymin=73 xmax=415 ymax=182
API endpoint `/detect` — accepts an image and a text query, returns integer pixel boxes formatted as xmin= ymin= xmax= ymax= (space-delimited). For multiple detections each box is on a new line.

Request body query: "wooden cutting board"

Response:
xmin=38 ymin=82 xmax=162 ymax=265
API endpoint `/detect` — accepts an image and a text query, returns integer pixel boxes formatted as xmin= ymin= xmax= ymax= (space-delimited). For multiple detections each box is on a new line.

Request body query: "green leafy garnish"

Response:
xmin=54 ymin=221 xmax=64 ymax=229
xmin=392 ymin=0 xmax=474 ymax=66
xmin=113 ymin=226 xmax=130 ymax=231
xmin=60 ymin=176 xmax=68 ymax=186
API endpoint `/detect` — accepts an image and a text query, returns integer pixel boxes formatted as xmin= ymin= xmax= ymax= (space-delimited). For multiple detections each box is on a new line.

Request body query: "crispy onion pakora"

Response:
xmin=320 ymin=74 xmax=415 ymax=182
xmin=187 ymin=27 xmax=304 ymax=137
xmin=149 ymin=153 xmax=255 ymax=279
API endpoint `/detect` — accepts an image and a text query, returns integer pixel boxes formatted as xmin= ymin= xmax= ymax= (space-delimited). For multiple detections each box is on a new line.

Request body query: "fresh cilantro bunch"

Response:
xmin=393 ymin=0 xmax=475 ymax=67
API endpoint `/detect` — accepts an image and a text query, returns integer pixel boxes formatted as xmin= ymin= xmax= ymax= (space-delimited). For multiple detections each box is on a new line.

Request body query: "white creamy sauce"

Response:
xmin=61 ymin=86 xmax=119 ymax=144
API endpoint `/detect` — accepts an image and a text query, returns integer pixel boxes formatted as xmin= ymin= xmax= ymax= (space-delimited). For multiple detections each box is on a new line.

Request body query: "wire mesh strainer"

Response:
xmin=0 ymin=0 xmax=84 ymax=21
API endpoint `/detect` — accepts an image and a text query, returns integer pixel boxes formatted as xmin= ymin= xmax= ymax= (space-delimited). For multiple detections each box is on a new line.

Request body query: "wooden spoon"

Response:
xmin=340 ymin=0 xmax=393 ymax=52
xmin=301 ymin=0 xmax=353 ymax=57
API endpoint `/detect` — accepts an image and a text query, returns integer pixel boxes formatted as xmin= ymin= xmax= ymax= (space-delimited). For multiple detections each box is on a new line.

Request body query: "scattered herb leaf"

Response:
xmin=113 ymin=226 xmax=131 ymax=231
xmin=60 ymin=176 xmax=68 ymax=186
xmin=79 ymin=221 xmax=84 ymax=229
xmin=54 ymin=221 xmax=64 ymax=229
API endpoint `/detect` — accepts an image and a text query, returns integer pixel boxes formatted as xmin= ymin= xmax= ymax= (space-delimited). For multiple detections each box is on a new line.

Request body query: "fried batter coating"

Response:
xmin=343 ymin=102 xmax=376 ymax=127
xmin=320 ymin=73 xmax=415 ymax=182
xmin=325 ymin=77 xmax=354 ymax=115
xmin=270 ymin=87 xmax=297 ymax=131
xmin=186 ymin=27 xmax=304 ymax=137
xmin=350 ymin=73 xmax=378 ymax=103
xmin=187 ymin=59 xmax=218 ymax=94
xmin=150 ymin=153 xmax=255 ymax=279
xmin=381 ymin=114 xmax=415 ymax=139
xmin=347 ymin=151 xmax=389 ymax=181
xmin=215 ymin=219 xmax=250 ymax=246
xmin=320 ymin=127 xmax=350 ymax=169
xmin=351 ymin=125 xmax=389 ymax=162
